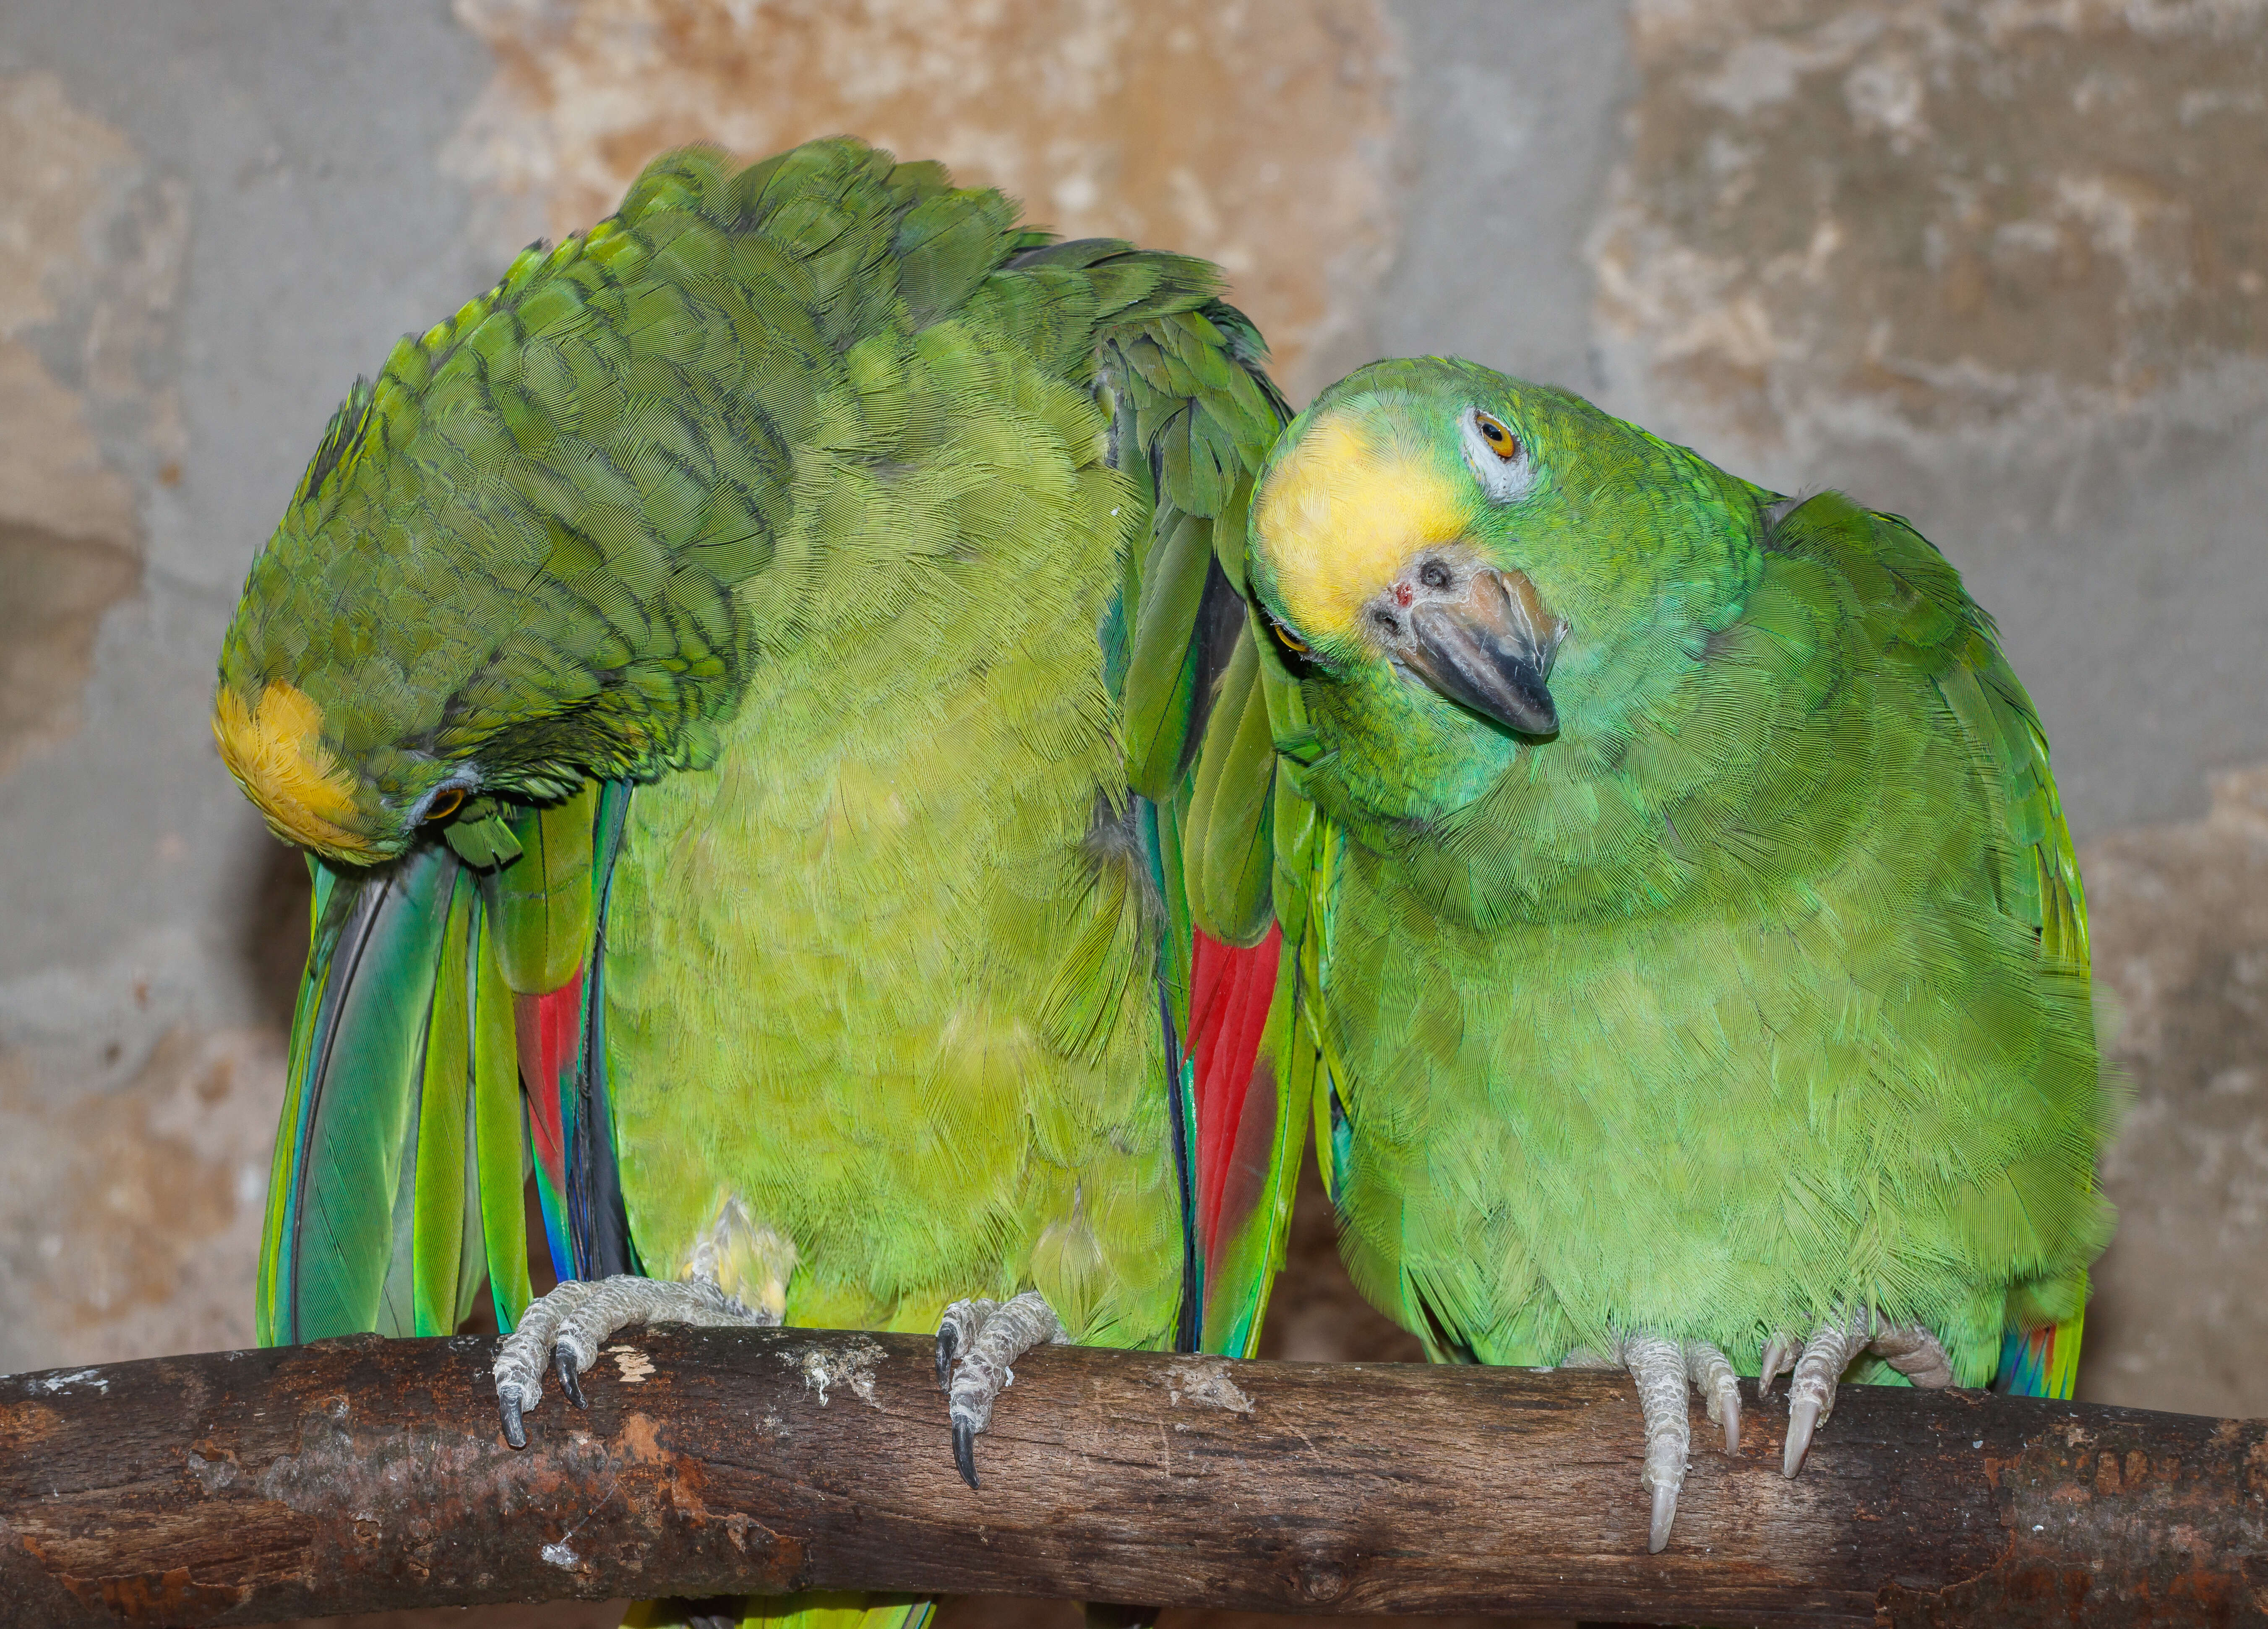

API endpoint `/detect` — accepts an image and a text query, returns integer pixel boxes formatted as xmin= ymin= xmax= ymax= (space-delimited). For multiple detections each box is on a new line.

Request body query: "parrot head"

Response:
xmin=211 ymin=373 xmax=524 ymax=867
xmin=1246 ymin=357 xmax=1761 ymax=819
xmin=215 ymin=233 xmax=753 ymax=867
xmin=213 ymin=370 xmax=734 ymax=867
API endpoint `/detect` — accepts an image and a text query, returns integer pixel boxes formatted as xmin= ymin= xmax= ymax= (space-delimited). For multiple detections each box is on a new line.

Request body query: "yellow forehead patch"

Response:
xmin=212 ymin=681 xmax=375 ymax=859
xmin=1254 ymin=411 xmax=1471 ymax=640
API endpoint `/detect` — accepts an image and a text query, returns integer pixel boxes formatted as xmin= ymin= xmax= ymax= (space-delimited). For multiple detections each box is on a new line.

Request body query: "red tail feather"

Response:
xmin=1187 ymin=927 xmax=1282 ymax=1275
xmin=513 ymin=971 xmax=584 ymax=1194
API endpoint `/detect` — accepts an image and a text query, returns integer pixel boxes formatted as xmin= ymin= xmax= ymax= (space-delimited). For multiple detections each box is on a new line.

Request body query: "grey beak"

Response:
xmin=1402 ymin=566 xmax=1565 ymax=736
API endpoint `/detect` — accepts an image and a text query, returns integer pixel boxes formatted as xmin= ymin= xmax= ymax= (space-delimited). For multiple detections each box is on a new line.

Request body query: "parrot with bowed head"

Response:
xmin=1238 ymin=357 xmax=2113 ymax=1551
xmin=215 ymin=138 xmax=1304 ymax=1629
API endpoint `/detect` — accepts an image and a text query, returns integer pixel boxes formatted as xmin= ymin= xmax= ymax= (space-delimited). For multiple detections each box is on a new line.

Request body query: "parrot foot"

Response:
xmin=1565 ymin=1333 xmax=1741 ymax=1553
xmin=934 ymin=1289 xmax=1069 ymax=1490
xmin=493 ymin=1274 xmax=774 ymax=1448
xmin=1759 ymin=1311 xmax=1955 ymax=1476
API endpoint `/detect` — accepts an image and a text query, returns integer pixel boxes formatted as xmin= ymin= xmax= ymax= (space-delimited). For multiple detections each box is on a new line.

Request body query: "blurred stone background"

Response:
xmin=0 ymin=1 xmax=2263 ymax=1624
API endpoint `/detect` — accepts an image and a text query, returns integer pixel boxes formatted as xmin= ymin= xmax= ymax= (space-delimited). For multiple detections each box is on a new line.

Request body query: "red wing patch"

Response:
xmin=1187 ymin=926 xmax=1282 ymax=1275
xmin=513 ymin=970 xmax=584 ymax=1199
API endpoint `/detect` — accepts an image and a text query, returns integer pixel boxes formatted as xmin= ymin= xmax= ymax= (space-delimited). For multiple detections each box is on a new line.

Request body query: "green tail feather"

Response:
xmin=1181 ymin=630 xmax=1278 ymax=947
xmin=409 ymin=878 xmax=483 ymax=1336
xmin=484 ymin=785 xmax=599 ymax=997
xmin=472 ymin=903 xmax=534 ymax=1332
xmin=258 ymin=843 xmax=461 ymax=1343
xmin=257 ymin=780 xmax=634 ymax=1348
xmin=1123 ymin=512 xmax=1218 ymax=797
xmin=1100 ymin=283 xmax=1304 ymax=1361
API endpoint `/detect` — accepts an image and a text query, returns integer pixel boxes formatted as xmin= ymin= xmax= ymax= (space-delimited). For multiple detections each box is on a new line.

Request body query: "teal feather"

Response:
xmin=260 ymin=844 xmax=459 ymax=1343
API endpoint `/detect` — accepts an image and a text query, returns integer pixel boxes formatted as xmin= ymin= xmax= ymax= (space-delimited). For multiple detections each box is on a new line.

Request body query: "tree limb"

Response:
xmin=1 ymin=1327 xmax=2260 ymax=1626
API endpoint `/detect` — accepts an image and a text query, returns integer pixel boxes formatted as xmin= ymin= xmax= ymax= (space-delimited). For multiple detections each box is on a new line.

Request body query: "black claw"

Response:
xmin=936 ymin=1325 xmax=959 ymax=1390
xmin=952 ymin=1419 xmax=979 ymax=1489
xmin=499 ymin=1391 xmax=527 ymax=1450
xmin=555 ymin=1345 xmax=588 ymax=1410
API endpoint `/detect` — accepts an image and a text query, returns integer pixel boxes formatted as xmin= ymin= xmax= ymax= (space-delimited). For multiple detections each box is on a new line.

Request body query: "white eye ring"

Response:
xmin=1459 ymin=409 xmax=1534 ymax=504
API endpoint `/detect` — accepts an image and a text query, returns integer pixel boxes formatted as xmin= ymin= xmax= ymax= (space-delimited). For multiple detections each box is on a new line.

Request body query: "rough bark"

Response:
xmin=1 ymin=1328 xmax=2261 ymax=1626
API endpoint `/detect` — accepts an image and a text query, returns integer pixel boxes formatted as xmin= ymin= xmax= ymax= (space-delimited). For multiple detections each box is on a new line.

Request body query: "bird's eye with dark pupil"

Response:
xmin=1474 ymin=412 xmax=1520 ymax=461
xmin=425 ymin=787 xmax=467 ymax=823
xmin=1419 ymin=562 xmax=1452 ymax=590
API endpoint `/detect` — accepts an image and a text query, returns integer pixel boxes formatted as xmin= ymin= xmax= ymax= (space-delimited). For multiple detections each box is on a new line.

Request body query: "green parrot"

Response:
xmin=1237 ymin=357 xmax=2114 ymax=1551
xmin=215 ymin=138 xmax=1304 ymax=1627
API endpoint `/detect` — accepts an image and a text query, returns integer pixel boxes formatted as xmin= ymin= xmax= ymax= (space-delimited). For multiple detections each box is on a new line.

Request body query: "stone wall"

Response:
xmin=1 ymin=4 xmax=2263 ymax=1622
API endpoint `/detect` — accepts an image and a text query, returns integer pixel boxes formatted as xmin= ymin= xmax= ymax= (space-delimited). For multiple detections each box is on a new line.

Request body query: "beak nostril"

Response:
xmin=1397 ymin=563 xmax=1563 ymax=737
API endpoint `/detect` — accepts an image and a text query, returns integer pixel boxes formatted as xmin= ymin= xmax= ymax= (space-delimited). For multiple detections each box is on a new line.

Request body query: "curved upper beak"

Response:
xmin=1402 ymin=566 xmax=1567 ymax=736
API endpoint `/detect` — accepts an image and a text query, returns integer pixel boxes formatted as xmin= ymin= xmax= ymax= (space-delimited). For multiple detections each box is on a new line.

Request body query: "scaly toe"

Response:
xmin=1684 ymin=1340 xmax=1741 ymax=1457
xmin=1781 ymin=1314 xmax=1867 ymax=1477
xmin=936 ymin=1297 xmax=998 ymax=1392
xmin=492 ymin=1277 xmax=596 ymax=1445
xmin=1869 ymin=1320 xmax=1955 ymax=1388
xmin=939 ymin=1290 xmax=1065 ymax=1490
xmin=1621 ymin=1333 xmax=1691 ymax=1553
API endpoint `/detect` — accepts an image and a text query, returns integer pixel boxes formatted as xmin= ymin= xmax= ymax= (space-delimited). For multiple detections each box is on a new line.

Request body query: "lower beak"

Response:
xmin=1403 ymin=567 xmax=1567 ymax=736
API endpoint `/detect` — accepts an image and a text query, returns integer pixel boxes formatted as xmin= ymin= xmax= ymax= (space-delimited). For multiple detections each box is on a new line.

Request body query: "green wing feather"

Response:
xmin=470 ymin=900 xmax=533 ymax=1330
xmin=1781 ymin=495 xmax=2096 ymax=1396
xmin=407 ymin=875 xmax=482 ymax=1336
xmin=1799 ymin=497 xmax=2090 ymax=973
xmin=257 ymin=843 xmax=472 ymax=1343
xmin=482 ymin=787 xmax=598 ymax=996
xmin=1090 ymin=275 xmax=1305 ymax=1358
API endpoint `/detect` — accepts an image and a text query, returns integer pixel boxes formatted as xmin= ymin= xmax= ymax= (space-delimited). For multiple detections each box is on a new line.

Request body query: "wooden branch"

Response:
xmin=1 ymin=1328 xmax=2260 ymax=1627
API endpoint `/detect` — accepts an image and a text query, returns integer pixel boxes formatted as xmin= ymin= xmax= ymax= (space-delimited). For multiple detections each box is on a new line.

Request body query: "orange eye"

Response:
xmin=1474 ymin=412 xmax=1520 ymax=461
xmin=1272 ymin=619 xmax=1311 ymax=655
xmin=425 ymin=786 xmax=467 ymax=823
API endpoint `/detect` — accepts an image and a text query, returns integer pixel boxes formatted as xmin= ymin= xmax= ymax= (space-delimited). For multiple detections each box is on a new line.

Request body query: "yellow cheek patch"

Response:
xmin=212 ymin=681 xmax=375 ymax=859
xmin=1255 ymin=411 xmax=1472 ymax=640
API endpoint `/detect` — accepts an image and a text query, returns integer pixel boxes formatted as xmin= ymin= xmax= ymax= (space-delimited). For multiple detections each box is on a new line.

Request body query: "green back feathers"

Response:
xmin=1773 ymin=494 xmax=2101 ymax=1389
xmin=1771 ymin=497 xmax=2088 ymax=973
xmin=223 ymin=142 xmax=1206 ymax=827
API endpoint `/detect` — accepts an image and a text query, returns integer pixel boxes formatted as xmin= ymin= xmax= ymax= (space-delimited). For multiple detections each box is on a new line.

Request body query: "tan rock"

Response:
xmin=2080 ymin=763 xmax=2268 ymax=1416
xmin=1590 ymin=0 xmax=2268 ymax=448
xmin=0 ymin=1027 xmax=281 ymax=1374
xmin=0 ymin=70 xmax=189 ymax=777
xmin=0 ymin=520 xmax=138 ymax=782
